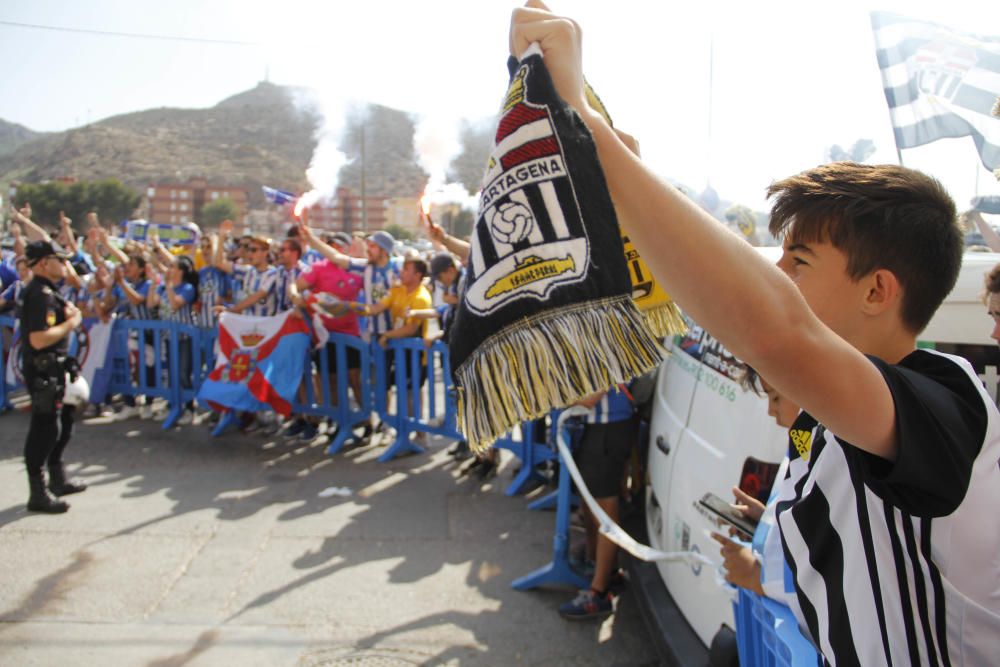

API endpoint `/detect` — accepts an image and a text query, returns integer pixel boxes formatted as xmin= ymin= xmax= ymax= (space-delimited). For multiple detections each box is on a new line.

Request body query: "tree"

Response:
xmin=201 ymin=197 xmax=239 ymax=228
xmin=448 ymin=119 xmax=493 ymax=195
xmin=15 ymin=179 xmax=140 ymax=230
xmin=826 ymin=139 xmax=876 ymax=163
xmin=448 ymin=208 xmax=475 ymax=239
xmin=383 ymin=223 xmax=413 ymax=241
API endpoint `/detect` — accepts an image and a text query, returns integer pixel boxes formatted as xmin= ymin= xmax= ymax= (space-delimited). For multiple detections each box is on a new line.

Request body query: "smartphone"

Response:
xmin=695 ymin=492 xmax=758 ymax=540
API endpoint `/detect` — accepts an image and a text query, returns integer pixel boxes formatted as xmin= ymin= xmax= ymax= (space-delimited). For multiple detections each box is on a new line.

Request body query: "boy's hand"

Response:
xmin=510 ymin=0 xmax=589 ymax=117
xmin=710 ymin=532 xmax=764 ymax=595
xmin=731 ymin=486 xmax=766 ymax=523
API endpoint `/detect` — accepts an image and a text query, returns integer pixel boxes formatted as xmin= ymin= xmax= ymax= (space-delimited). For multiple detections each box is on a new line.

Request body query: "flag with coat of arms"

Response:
xmin=197 ymin=310 xmax=315 ymax=416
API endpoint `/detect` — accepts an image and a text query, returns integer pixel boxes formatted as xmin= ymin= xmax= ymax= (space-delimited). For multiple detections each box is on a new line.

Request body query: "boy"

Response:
xmin=511 ymin=4 xmax=999 ymax=663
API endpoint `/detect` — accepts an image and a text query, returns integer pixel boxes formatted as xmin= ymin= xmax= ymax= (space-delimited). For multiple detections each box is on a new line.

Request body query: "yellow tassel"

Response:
xmin=455 ymin=295 xmax=665 ymax=452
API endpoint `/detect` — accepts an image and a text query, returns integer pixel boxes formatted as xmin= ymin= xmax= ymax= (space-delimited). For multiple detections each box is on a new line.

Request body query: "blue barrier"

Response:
xmin=734 ymin=588 xmax=821 ymax=667
xmin=0 ymin=314 xmax=20 ymax=410
xmin=107 ymin=319 xmax=193 ymax=429
xmin=371 ymin=338 xmax=452 ymax=462
xmin=512 ymin=413 xmax=589 ymax=591
xmin=292 ymin=333 xmax=373 ymax=454
xmin=493 ymin=419 xmax=557 ymax=497
xmin=2 ymin=311 xmax=559 ymax=486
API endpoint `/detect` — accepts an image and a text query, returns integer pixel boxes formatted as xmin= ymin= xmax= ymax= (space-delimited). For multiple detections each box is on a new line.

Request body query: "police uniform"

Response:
xmin=20 ymin=242 xmax=86 ymax=513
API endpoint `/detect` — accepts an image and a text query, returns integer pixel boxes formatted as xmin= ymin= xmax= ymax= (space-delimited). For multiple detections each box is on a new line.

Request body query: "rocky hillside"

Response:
xmin=0 ymin=82 xmax=428 ymax=207
xmin=0 ymin=119 xmax=43 ymax=158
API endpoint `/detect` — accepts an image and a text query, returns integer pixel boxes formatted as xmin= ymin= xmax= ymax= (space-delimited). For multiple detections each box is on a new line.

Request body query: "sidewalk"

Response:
xmin=0 ymin=408 xmax=658 ymax=666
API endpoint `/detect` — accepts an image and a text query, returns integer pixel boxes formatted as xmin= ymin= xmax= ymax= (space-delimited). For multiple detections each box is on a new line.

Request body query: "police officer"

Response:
xmin=20 ymin=240 xmax=86 ymax=513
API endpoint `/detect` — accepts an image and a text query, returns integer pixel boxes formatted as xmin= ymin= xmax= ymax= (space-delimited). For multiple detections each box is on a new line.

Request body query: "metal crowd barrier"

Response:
xmin=0 ymin=314 xmax=20 ymax=410
xmin=299 ymin=332 xmax=373 ymax=455
xmin=2 ymin=314 xmax=546 ymax=484
xmin=106 ymin=319 xmax=200 ymax=429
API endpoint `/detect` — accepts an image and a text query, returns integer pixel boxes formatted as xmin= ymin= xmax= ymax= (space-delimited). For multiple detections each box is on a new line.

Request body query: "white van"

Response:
xmin=635 ymin=249 xmax=1000 ymax=664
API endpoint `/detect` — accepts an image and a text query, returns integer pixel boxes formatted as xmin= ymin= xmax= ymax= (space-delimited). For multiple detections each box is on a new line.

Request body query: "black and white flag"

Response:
xmin=871 ymin=12 xmax=1000 ymax=170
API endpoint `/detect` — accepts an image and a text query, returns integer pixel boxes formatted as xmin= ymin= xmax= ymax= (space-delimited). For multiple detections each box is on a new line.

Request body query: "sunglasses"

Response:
xmin=247 ymin=247 xmax=267 ymax=253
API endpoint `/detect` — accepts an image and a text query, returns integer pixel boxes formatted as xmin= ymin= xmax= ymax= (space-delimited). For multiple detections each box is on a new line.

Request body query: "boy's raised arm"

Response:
xmin=509 ymin=2 xmax=897 ymax=459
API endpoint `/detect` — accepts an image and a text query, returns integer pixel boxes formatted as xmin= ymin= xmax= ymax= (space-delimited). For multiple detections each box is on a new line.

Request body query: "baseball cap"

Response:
xmin=368 ymin=230 xmax=395 ymax=255
xmin=330 ymin=232 xmax=352 ymax=248
xmin=25 ymin=240 xmax=71 ymax=267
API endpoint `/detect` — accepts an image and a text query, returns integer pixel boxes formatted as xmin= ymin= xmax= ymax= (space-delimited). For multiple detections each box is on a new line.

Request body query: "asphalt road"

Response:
xmin=0 ymin=405 xmax=659 ymax=666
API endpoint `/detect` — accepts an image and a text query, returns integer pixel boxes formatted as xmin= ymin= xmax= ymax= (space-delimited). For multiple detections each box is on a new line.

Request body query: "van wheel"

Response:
xmin=708 ymin=625 xmax=739 ymax=667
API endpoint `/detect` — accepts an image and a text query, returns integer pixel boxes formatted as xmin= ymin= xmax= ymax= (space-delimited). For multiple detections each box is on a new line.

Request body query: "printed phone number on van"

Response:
xmin=674 ymin=352 xmax=738 ymax=402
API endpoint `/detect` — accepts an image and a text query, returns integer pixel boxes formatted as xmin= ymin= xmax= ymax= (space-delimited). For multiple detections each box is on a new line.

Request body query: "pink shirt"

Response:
xmin=301 ymin=259 xmax=364 ymax=336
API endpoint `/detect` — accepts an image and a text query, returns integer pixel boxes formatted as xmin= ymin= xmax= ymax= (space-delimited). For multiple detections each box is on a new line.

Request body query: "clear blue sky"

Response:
xmin=0 ymin=0 xmax=997 ymax=210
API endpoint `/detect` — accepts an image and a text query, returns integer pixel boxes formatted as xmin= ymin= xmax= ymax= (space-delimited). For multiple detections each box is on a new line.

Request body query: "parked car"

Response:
xmin=634 ymin=248 xmax=1000 ymax=665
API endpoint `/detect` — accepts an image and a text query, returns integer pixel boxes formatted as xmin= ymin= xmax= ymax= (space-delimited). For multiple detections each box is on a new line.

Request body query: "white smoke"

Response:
xmin=289 ymin=88 xmax=364 ymax=211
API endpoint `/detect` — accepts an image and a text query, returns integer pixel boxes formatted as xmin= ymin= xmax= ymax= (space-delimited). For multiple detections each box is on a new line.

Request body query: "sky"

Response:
xmin=0 ymin=0 xmax=997 ymax=212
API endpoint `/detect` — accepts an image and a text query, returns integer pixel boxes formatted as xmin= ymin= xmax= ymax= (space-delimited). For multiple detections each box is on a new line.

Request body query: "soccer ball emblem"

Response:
xmin=488 ymin=202 xmax=534 ymax=245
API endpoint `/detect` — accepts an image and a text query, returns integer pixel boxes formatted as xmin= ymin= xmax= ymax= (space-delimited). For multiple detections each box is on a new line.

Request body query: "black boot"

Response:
xmin=48 ymin=462 xmax=87 ymax=496
xmin=27 ymin=474 xmax=69 ymax=513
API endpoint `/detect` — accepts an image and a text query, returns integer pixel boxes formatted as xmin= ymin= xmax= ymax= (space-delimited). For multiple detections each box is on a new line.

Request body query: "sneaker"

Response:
xmin=299 ymin=423 xmax=319 ymax=442
xmin=449 ymin=440 xmax=472 ymax=461
xmin=177 ymin=410 xmax=194 ymax=425
xmin=558 ymin=589 xmax=613 ymax=620
xmin=283 ymin=419 xmax=307 ymax=438
xmin=461 ymin=458 xmax=485 ymax=476
xmin=114 ymin=405 xmax=140 ymax=421
xmin=476 ymin=460 xmax=498 ymax=481
xmin=139 ymin=404 xmax=154 ymax=420
xmin=239 ymin=413 xmax=259 ymax=433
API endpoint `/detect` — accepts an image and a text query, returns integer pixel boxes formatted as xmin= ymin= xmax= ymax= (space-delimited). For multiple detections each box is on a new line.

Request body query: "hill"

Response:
xmin=0 ymin=119 xmax=44 ymax=158
xmin=0 ymin=82 xmax=428 ymax=208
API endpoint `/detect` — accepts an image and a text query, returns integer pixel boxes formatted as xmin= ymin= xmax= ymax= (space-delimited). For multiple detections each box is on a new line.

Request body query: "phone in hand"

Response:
xmin=695 ymin=492 xmax=758 ymax=541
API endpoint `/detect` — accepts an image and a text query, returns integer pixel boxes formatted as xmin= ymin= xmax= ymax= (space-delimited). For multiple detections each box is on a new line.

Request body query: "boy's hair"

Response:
xmin=739 ymin=365 xmax=763 ymax=396
xmin=767 ymin=162 xmax=960 ymax=334
xmin=986 ymin=263 xmax=1000 ymax=297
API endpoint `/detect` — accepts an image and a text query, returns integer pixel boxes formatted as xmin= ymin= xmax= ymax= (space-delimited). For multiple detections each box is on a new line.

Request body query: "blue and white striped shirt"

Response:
xmin=232 ymin=265 xmax=279 ymax=317
xmin=197 ymin=266 xmax=229 ymax=328
xmin=275 ymin=260 xmax=307 ymax=312
xmin=157 ymin=282 xmax=197 ymax=325
xmin=349 ymin=257 xmax=403 ymax=337
xmin=113 ymin=278 xmax=152 ymax=320
xmin=302 ymin=248 xmax=324 ymax=266
xmin=584 ymin=386 xmax=634 ymax=424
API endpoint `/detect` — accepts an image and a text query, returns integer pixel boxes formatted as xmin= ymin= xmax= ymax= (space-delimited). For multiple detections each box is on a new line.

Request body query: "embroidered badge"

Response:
xmin=46 ymin=310 xmax=56 ymax=326
xmin=464 ymin=64 xmax=589 ymax=316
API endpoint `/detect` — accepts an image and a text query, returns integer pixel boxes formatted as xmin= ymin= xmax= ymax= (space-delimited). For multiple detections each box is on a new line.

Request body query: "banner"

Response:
xmin=78 ymin=319 xmax=114 ymax=402
xmin=871 ymin=12 xmax=1000 ymax=169
xmin=196 ymin=311 xmax=312 ymax=416
xmin=4 ymin=322 xmax=21 ymax=388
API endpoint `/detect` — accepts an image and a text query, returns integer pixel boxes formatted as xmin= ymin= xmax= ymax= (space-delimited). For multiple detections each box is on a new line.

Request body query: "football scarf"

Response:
xmin=448 ymin=44 xmax=665 ymax=451
xmin=583 ymin=82 xmax=686 ymax=339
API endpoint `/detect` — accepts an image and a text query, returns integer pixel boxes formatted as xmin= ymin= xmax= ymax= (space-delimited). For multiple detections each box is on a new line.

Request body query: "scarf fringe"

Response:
xmin=641 ymin=301 xmax=687 ymax=338
xmin=455 ymin=294 xmax=665 ymax=452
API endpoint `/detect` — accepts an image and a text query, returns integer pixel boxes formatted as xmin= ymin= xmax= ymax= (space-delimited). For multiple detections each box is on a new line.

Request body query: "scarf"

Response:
xmin=448 ymin=44 xmax=665 ymax=451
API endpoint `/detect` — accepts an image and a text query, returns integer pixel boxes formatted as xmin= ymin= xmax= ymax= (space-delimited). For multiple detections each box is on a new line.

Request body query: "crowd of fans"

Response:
xmin=0 ymin=204 xmax=470 ymax=446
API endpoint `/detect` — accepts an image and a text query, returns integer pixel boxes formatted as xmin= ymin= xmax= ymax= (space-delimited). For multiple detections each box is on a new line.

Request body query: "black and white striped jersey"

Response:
xmin=773 ymin=349 xmax=1000 ymax=666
